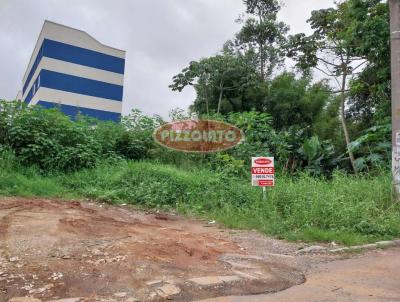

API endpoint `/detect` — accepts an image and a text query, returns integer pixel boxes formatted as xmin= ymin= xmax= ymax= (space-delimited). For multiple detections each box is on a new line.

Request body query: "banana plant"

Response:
xmin=299 ymin=136 xmax=339 ymax=176
xmin=349 ymin=124 xmax=391 ymax=172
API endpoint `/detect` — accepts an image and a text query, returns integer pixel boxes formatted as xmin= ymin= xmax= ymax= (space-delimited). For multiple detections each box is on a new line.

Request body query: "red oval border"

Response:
xmin=153 ymin=119 xmax=245 ymax=153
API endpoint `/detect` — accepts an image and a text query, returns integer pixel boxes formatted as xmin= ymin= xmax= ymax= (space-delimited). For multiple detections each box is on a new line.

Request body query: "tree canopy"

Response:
xmin=170 ymin=0 xmax=391 ymax=175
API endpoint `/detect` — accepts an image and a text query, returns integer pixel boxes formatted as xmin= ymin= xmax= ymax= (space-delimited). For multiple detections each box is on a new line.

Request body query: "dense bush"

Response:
xmin=115 ymin=132 xmax=148 ymax=160
xmin=0 ymin=101 xmax=158 ymax=172
xmin=349 ymin=124 xmax=391 ymax=172
xmin=1 ymin=102 xmax=101 ymax=172
xmin=202 ymin=111 xmax=340 ymax=177
xmin=0 ymin=100 xmax=391 ymax=178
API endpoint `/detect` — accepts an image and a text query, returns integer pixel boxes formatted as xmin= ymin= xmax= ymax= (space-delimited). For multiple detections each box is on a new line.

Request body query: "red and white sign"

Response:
xmin=252 ymin=157 xmax=275 ymax=187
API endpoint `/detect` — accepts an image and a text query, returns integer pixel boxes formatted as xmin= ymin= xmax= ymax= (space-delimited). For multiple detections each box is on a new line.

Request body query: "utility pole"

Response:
xmin=390 ymin=0 xmax=400 ymax=200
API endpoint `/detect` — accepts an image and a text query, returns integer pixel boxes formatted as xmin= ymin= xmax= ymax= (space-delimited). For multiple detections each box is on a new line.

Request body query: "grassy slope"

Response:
xmin=1 ymin=156 xmax=399 ymax=245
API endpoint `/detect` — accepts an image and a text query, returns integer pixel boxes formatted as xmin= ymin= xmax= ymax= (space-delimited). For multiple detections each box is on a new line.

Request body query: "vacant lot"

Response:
xmin=1 ymin=198 xmax=399 ymax=302
xmin=0 ymin=198 xmax=306 ymax=302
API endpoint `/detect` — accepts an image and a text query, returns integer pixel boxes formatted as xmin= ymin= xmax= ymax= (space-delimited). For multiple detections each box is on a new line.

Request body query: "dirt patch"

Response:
xmin=0 ymin=198 xmax=304 ymax=302
xmin=200 ymin=247 xmax=400 ymax=302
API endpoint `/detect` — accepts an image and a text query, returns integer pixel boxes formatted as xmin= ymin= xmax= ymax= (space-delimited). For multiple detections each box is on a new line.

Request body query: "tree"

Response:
xmin=313 ymin=96 xmax=345 ymax=154
xmin=265 ymin=72 xmax=331 ymax=130
xmin=286 ymin=2 xmax=371 ymax=174
xmin=243 ymin=0 xmax=280 ymax=17
xmin=346 ymin=0 xmax=390 ymax=126
xmin=233 ymin=0 xmax=288 ymax=80
xmin=170 ymin=54 xmax=259 ymax=115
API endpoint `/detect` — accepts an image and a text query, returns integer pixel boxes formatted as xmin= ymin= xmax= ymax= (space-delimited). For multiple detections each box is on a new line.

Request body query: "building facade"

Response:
xmin=18 ymin=20 xmax=125 ymax=122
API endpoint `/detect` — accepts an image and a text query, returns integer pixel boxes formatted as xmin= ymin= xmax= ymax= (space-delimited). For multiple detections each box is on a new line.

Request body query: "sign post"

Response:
xmin=252 ymin=157 xmax=275 ymax=200
xmin=262 ymin=187 xmax=267 ymax=201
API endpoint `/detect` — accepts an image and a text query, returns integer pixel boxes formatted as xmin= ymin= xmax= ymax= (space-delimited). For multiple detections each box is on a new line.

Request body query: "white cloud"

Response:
xmin=0 ymin=0 xmax=334 ymax=117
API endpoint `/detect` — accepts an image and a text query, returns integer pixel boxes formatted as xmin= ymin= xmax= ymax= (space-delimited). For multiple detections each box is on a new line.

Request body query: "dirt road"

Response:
xmin=0 ymin=198 xmax=304 ymax=302
xmin=0 ymin=197 xmax=399 ymax=302
xmin=200 ymin=247 xmax=400 ymax=302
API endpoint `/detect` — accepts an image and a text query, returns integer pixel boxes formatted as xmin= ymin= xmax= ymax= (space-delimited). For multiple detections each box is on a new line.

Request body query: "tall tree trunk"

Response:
xmin=259 ymin=42 xmax=264 ymax=81
xmin=340 ymin=73 xmax=358 ymax=175
xmin=217 ymin=80 xmax=224 ymax=114
xmin=204 ymin=86 xmax=209 ymax=116
xmin=258 ymin=14 xmax=265 ymax=81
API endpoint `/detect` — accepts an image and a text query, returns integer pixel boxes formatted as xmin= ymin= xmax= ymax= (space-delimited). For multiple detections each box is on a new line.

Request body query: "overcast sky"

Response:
xmin=0 ymin=0 xmax=334 ymax=118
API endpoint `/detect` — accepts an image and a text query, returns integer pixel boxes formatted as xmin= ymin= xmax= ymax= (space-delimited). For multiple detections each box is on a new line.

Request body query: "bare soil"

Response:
xmin=0 ymin=198 xmax=305 ymax=302
xmin=201 ymin=247 xmax=400 ymax=302
xmin=2 ymin=198 xmax=397 ymax=302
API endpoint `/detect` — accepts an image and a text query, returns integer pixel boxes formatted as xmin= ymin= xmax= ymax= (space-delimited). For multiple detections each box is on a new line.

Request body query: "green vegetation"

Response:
xmin=0 ymin=0 xmax=397 ymax=246
xmin=0 ymin=150 xmax=397 ymax=245
xmin=172 ymin=0 xmax=390 ymax=174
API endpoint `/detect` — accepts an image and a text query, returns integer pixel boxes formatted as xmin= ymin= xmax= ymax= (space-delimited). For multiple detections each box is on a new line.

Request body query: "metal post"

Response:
xmin=390 ymin=0 xmax=400 ymax=200
xmin=262 ymin=187 xmax=266 ymax=201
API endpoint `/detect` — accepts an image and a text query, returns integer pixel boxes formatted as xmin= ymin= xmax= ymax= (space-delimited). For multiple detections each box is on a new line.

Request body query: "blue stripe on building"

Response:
xmin=23 ymin=44 xmax=44 ymax=94
xmin=24 ymin=75 xmax=40 ymax=104
xmin=23 ymin=38 xmax=125 ymax=94
xmin=44 ymin=39 xmax=125 ymax=74
xmin=37 ymin=100 xmax=121 ymax=122
xmin=40 ymin=69 xmax=123 ymax=101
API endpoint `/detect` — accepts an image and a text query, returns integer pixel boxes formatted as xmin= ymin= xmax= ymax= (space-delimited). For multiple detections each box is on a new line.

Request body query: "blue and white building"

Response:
xmin=17 ymin=20 xmax=125 ymax=122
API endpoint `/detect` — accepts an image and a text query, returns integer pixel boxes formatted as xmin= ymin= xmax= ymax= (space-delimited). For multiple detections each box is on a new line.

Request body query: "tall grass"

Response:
xmin=0 ymin=150 xmax=71 ymax=198
xmin=0 ymin=152 xmax=398 ymax=245
xmin=213 ymin=172 xmax=398 ymax=245
xmin=60 ymin=161 xmax=259 ymax=210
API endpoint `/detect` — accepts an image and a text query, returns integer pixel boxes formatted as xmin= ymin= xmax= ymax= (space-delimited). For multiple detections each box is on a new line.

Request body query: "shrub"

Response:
xmin=0 ymin=101 xmax=154 ymax=172
xmin=209 ymin=153 xmax=246 ymax=178
xmin=115 ymin=132 xmax=148 ymax=160
xmin=4 ymin=105 xmax=101 ymax=172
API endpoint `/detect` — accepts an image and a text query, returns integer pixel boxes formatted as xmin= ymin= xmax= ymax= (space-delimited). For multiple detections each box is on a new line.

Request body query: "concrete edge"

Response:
xmin=328 ymin=239 xmax=400 ymax=253
xmin=296 ymin=239 xmax=400 ymax=255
